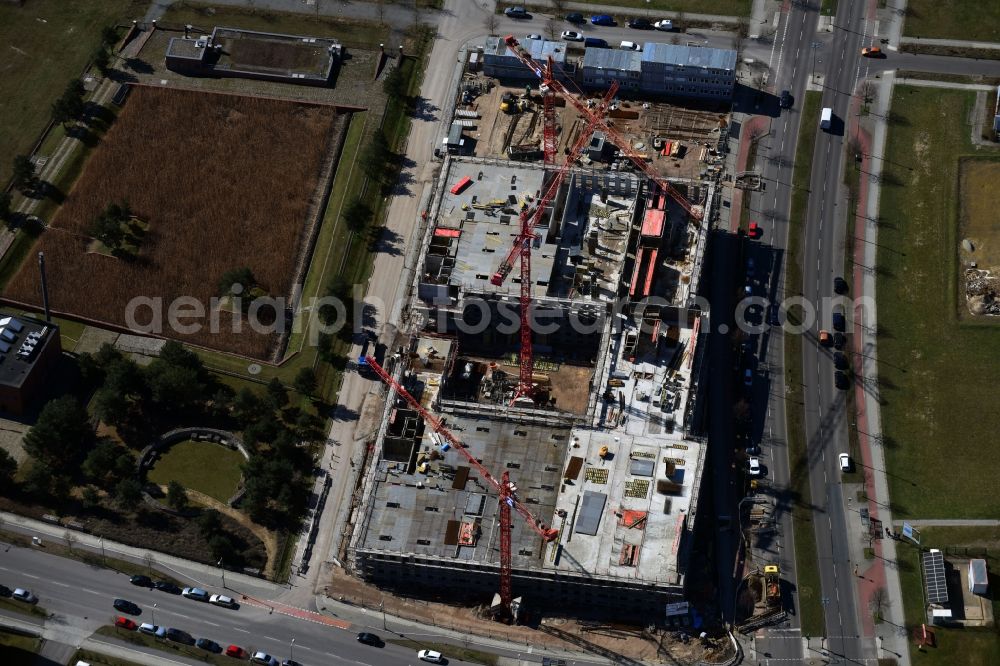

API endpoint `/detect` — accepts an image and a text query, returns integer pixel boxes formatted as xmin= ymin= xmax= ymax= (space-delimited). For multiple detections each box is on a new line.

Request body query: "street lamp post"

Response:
xmin=290 ymin=638 xmax=295 ymax=662
xmin=218 ymin=558 xmax=227 ymax=589
xmin=152 ymin=603 xmax=157 ymax=626
xmin=380 ymin=600 xmax=387 ymax=631
xmin=99 ymin=535 xmax=106 ymax=566
xmin=811 ymin=42 xmax=822 ymax=83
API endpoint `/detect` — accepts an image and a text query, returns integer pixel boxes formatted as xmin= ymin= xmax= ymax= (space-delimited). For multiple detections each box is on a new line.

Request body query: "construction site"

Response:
xmin=344 ymin=36 xmax=722 ymax=626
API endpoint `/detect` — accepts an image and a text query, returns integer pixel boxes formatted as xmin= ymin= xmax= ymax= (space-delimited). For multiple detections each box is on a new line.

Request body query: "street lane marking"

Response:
xmin=23 ymin=574 xmax=39 ymax=579
xmin=234 ymin=627 xmax=250 ymax=633
xmin=51 ymin=581 xmax=70 ymax=588
xmin=80 ymin=588 xmax=101 ymax=596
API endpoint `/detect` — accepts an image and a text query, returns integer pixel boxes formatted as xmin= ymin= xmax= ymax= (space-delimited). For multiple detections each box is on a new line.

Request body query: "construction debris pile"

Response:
xmin=965 ymin=268 xmax=1000 ymax=315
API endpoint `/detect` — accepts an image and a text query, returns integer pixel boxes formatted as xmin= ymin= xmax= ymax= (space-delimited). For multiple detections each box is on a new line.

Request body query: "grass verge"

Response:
xmin=70 ymin=648 xmax=147 ymax=666
xmin=0 ymin=598 xmax=48 ymax=620
xmin=146 ymin=440 xmax=244 ymax=503
xmin=894 ymin=526 xmax=1000 ymax=665
xmin=0 ymin=528 xmax=184 ymax=586
xmin=901 ymin=0 xmax=1000 ymax=42
xmin=0 ymin=629 xmax=42 ymax=666
xmin=504 ymin=0 xmax=750 ymax=17
xmin=876 ymin=87 xmax=1000 ymax=519
xmin=784 ymin=90 xmax=825 ymax=637
xmin=899 ymin=42 xmax=1000 ymax=61
xmin=385 ymin=637 xmax=499 ymax=666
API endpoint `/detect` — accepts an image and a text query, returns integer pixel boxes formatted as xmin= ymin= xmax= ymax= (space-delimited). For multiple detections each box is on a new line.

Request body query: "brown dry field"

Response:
xmin=959 ymin=160 xmax=1000 ymax=271
xmin=5 ymin=85 xmax=344 ymax=360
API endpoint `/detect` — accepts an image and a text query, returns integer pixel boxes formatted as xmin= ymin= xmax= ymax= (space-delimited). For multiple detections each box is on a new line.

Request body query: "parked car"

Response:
xmin=748 ymin=221 xmax=762 ymax=238
xmin=833 ymin=352 xmax=849 ymax=370
xmin=504 ymin=6 xmax=528 ymax=18
xmin=209 ymin=594 xmax=238 ymax=609
xmin=565 ymin=13 xmax=585 ymax=24
xmin=251 ymin=652 xmax=279 ymax=666
xmin=834 ymin=276 xmax=848 ymax=294
xmin=839 ymin=452 xmax=852 ymax=471
xmin=747 ymin=457 xmax=762 ymax=477
xmin=619 ymin=40 xmax=641 ymax=51
xmin=779 ymin=90 xmax=794 ymax=109
xmin=225 ymin=645 xmax=247 ymax=659
xmin=0 ymin=584 xmax=12 ymax=597
xmin=129 ymin=575 xmax=153 ymax=587
xmin=113 ymin=598 xmax=140 ymax=615
xmin=138 ymin=623 xmax=166 ymax=638
xmin=583 ymin=37 xmax=608 ymax=48
xmin=182 ymin=587 xmax=209 ymax=601
xmin=418 ymin=650 xmax=445 ymax=664
xmin=745 ymin=445 xmax=761 ymax=456
xmin=833 ymin=332 xmax=846 ymax=350
xmin=654 ymin=19 xmax=674 ymax=31
xmin=114 ymin=616 xmax=138 ymax=631
xmin=166 ymin=628 xmax=195 ymax=645
xmin=627 ymin=17 xmax=652 ymax=29
xmin=591 ymin=14 xmax=616 ymax=26
xmin=561 ymin=30 xmax=584 ymax=41
xmin=832 ymin=306 xmax=846 ymax=332
xmin=281 ymin=661 xmax=303 ymax=666
xmin=525 ymin=33 xmax=542 ymax=40
xmin=743 ymin=368 xmax=753 ymax=387
xmin=357 ymin=632 xmax=382 ymax=646
xmin=196 ymin=638 xmax=222 ymax=653
xmin=861 ymin=46 xmax=883 ymax=57
xmin=835 ymin=370 xmax=850 ymax=390
xmin=11 ymin=588 xmax=37 ymax=604
xmin=154 ymin=581 xmax=181 ymax=594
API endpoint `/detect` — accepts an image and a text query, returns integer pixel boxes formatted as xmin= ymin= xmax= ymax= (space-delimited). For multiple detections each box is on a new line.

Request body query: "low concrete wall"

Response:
xmin=139 ymin=427 xmax=248 ymax=508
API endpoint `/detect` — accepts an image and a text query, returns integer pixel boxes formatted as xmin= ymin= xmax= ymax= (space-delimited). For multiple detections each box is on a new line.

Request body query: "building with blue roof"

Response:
xmin=482 ymin=37 xmax=575 ymax=81
xmin=640 ymin=43 xmax=737 ymax=99
xmin=580 ymin=49 xmax=642 ymax=92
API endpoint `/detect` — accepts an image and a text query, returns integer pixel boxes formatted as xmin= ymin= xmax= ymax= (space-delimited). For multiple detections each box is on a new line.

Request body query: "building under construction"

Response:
xmin=346 ymin=153 xmax=717 ymax=621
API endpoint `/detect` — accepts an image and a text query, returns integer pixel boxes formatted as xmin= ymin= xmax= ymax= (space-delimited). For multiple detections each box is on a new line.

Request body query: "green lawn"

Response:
xmin=161 ymin=1 xmax=390 ymax=49
xmin=895 ymin=527 xmax=1000 ymax=665
xmin=69 ymin=649 xmax=147 ymax=666
xmin=784 ymin=90 xmax=826 ymax=638
xmin=386 ymin=638 xmax=498 ymax=666
xmin=903 ymin=0 xmax=1000 ymax=42
xmin=147 ymin=439 xmax=244 ymax=503
xmin=0 ymin=0 xmax=144 ymax=184
xmin=876 ymin=87 xmax=1000 ymax=519
xmin=0 ymin=597 xmax=47 ymax=620
xmin=0 ymin=629 xmax=42 ymax=666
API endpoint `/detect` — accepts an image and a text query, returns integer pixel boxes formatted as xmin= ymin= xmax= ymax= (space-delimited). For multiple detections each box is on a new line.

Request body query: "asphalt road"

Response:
xmin=0 ymin=542 xmax=480 ymax=666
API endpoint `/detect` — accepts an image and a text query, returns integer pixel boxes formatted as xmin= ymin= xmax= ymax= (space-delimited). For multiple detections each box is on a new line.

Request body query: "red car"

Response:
xmin=114 ymin=616 xmax=138 ymax=631
xmin=748 ymin=221 xmax=762 ymax=239
xmin=225 ymin=645 xmax=246 ymax=659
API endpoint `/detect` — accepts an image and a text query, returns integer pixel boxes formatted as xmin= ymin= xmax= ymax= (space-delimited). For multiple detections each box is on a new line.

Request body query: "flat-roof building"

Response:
xmin=0 ymin=314 xmax=61 ymax=416
xmin=483 ymin=37 xmax=575 ymax=81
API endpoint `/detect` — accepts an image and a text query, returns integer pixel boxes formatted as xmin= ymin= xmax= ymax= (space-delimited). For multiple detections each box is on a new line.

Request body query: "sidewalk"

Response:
xmin=512 ymin=0 xmax=743 ymax=24
xmin=849 ymin=69 xmax=912 ymax=665
xmin=900 ymin=36 xmax=1000 ymax=50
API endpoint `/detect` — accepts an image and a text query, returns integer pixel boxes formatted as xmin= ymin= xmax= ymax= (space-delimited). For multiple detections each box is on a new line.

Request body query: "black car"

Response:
xmin=166 ymin=628 xmax=195 ymax=645
xmin=627 ymin=17 xmax=652 ymax=29
xmin=833 ymin=352 xmax=849 ymax=370
xmin=834 ymin=276 xmax=849 ymax=294
xmin=130 ymin=575 xmax=153 ymax=587
xmin=0 ymin=585 xmax=11 ymax=597
xmin=154 ymin=581 xmax=181 ymax=594
xmin=833 ymin=332 xmax=846 ymax=350
xmin=357 ymin=632 xmax=382 ymax=646
xmin=745 ymin=445 xmax=761 ymax=456
xmin=113 ymin=598 xmax=141 ymax=615
xmin=282 ymin=661 xmax=303 ymax=666
xmin=834 ymin=371 xmax=850 ymax=390
xmin=196 ymin=638 xmax=222 ymax=653
xmin=565 ymin=12 xmax=585 ymax=24
xmin=504 ymin=6 xmax=528 ymax=18
xmin=779 ymin=90 xmax=794 ymax=109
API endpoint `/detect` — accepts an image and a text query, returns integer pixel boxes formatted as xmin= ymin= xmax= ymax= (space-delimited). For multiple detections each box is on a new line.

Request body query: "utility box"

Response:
xmin=969 ymin=558 xmax=989 ymax=596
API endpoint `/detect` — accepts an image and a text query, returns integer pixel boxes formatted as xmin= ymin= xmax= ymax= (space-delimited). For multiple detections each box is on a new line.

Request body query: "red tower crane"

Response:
xmin=495 ymin=81 xmax=619 ymax=403
xmin=541 ymin=57 xmax=558 ymax=165
xmin=502 ymin=35 xmax=703 ymax=220
xmin=364 ymin=356 xmax=559 ymax=616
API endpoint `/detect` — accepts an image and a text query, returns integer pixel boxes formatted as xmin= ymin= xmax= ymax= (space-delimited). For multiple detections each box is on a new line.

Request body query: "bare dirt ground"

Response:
xmin=959 ymin=160 xmax=1000 ymax=317
xmin=322 ymin=565 xmax=730 ymax=664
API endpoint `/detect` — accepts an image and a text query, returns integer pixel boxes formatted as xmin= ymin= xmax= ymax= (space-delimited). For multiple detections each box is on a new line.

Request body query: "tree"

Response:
xmin=93 ymin=47 xmax=111 ymax=73
xmin=218 ymin=267 xmax=256 ymax=297
xmin=12 ymin=154 xmax=36 ymax=194
xmin=90 ymin=210 xmax=126 ymax=248
xmin=0 ymin=448 xmax=16 ymax=487
xmin=101 ymin=25 xmax=118 ymax=47
xmin=293 ymin=367 xmax=318 ymax=397
xmin=146 ymin=363 xmax=204 ymax=411
xmin=23 ymin=461 xmax=55 ymax=497
xmin=55 ymin=79 xmax=86 ymax=125
xmin=266 ymin=377 xmax=289 ymax=409
xmin=64 ymin=529 xmax=78 ymax=551
xmin=343 ymin=198 xmax=372 ymax=234
xmin=23 ymin=396 xmax=93 ymax=473
xmin=0 ymin=191 xmax=10 ymax=222
xmin=383 ymin=63 xmax=407 ymax=99
xmin=360 ymin=130 xmax=392 ymax=181
xmin=81 ymin=485 xmax=101 ymax=509
xmin=197 ymin=509 xmax=223 ymax=538
xmin=232 ymin=388 xmax=262 ymax=427
xmin=83 ymin=439 xmax=133 ymax=489
xmin=166 ymin=481 xmax=188 ymax=511
xmin=158 ymin=340 xmax=204 ymax=373
xmin=114 ymin=477 xmax=143 ymax=508
xmin=484 ymin=12 xmax=499 ymax=36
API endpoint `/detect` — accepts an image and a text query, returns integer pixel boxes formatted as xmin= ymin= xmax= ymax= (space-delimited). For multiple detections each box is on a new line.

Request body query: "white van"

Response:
xmin=619 ymin=41 xmax=641 ymax=51
xmin=820 ymin=107 xmax=833 ymax=130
